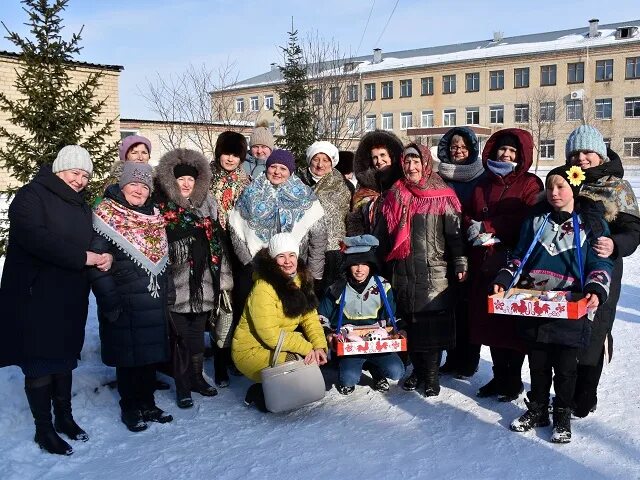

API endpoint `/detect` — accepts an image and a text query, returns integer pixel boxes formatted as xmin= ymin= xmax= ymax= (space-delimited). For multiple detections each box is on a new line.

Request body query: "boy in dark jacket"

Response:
xmin=493 ymin=165 xmax=613 ymax=443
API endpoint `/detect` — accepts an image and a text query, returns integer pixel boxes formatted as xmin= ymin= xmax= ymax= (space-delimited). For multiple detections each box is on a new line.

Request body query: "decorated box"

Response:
xmin=333 ymin=326 xmax=407 ymax=357
xmin=488 ymin=288 xmax=589 ymax=320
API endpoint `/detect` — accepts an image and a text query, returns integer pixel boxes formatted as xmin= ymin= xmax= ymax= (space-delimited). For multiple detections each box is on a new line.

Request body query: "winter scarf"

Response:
xmin=437 ymin=158 xmax=485 ymax=183
xmin=382 ymin=158 xmax=461 ymax=261
xmin=234 ymin=173 xmax=318 ymax=243
xmin=580 ymin=176 xmax=640 ymax=220
xmin=486 ymin=159 xmax=517 ymax=177
xmin=209 ymin=163 xmax=250 ymax=230
xmin=93 ymin=196 xmax=168 ymax=298
xmin=157 ymin=200 xmax=222 ymax=311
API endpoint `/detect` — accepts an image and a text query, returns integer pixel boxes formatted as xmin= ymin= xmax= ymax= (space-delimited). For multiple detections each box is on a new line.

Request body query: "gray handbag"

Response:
xmin=260 ymin=330 xmax=326 ymax=413
xmin=213 ymin=290 xmax=234 ymax=348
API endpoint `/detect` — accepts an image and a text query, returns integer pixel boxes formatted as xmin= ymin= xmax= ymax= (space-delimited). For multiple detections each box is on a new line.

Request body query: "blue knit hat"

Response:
xmin=266 ymin=149 xmax=296 ymax=174
xmin=565 ymin=125 xmax=608 ymax=163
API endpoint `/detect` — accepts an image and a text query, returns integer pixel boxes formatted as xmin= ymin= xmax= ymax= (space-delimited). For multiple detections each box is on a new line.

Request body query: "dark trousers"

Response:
xmin=528 ymin=344 xmax=580 ymax=408
xmin=574 ymin=348 xmax=605 ymax=411
xmin=490 ymin=346 xmax=525 ymax=380
xmin=409 ymin=349 xmax=440 ymax=376
xmin=117 ymin=364 xmax=156 ymax=411
xmin=170 ymin=311 xmax=208 ymax=355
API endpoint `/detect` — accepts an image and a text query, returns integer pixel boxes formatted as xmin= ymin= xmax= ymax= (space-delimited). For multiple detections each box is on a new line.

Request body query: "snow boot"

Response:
xmin=213 ymin=345 xmax=230 ymax=388
xmin=551 ymin=406 xmax=572 ymax=443
xmin=510 ymin=398 xmax=551 ymax=432
xmin=51 ymin=372 xmax=89 ymax=442
xmin=423 ymin=352 xmax=441 ymax=397
xmin=121 ymin=409 xmax=148 ymax=432
xmin=244 ymin=383 xmax=268 ymax=412
xmin=498 ymin=376 xmax=524 ymax=402
xmin=174 ymin=364 xmax=194 ymax=409
xmin=402 ymin=370 xmax=422 ymax=391
xmin=477 ymin=366 xmax=507 ymax=398
xmin=154 ymin=378 xmax=170 ymax=391
xmin=190 ymin=354 xmax=217 ymax=397
xmin=140 ymin=404 xmax=173 ymax=424
xmin=25 ymin=381 xmax=73 ymax=455
xmin=336 ymin=384 xmax=356 ymax=395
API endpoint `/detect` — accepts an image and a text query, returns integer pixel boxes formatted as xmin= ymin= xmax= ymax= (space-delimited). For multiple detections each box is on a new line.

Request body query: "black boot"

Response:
xmin=510 ymin=398 xmax=551 ymax=432
xmin=190 ymin=353 xmax=218 ymax=397
xmin=244 ymin=383 xmax=268 ymax=412
xmin=551 ymin=406 xmax=572 ymax=443
xmin=498 ymin=376 xmax=524 ymax=402
xmin=25 ymin=380 xmax=73 ymax=455
xmin=51 ymin=372 xmax=89 ymax=442
xmin=175 ymin=365 xmax=194 ymax=409
xmin=213 ymin=346 xmax=230 ymax=388
xmin=477 ymin=366 xmax=507 ymax=398
xmin=140 ymin=403 xmax=173 ymax=424
xmin=402 ymin=370 xmax=422 ymax=391
xmin=120 ymin=409 xmax=148 ymax=432
xmin=423 ymin=351 xmax=441 ymax=397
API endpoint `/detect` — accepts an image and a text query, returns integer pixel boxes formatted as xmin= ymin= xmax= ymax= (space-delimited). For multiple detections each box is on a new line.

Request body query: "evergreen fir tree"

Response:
xmin=274 ymin=28 xmax=316 ymax=165
xmin=0 ymin=0 xmax=118 ymax=251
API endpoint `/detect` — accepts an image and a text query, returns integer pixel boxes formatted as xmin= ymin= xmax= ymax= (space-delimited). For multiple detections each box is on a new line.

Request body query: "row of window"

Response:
xmin=236 ymin=95 xmax=274 ymax=113
xmin=537 ymin=138 xmax=640 ymax=159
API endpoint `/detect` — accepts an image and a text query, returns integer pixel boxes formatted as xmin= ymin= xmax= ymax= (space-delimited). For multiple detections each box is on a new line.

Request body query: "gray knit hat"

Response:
xmin=52 ymin=145 xmax=93 ymax=176
xmin=565 ymin=125 xmax=608 ymax=162
xmin=249 ymin=125 xmax=275 ymax=150
xmin=119 ymin=161 xmax=153 ymax=192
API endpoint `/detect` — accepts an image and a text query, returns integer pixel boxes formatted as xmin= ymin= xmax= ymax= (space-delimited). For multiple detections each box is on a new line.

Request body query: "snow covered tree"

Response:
xmin=274 ymin=28 xmax=316 ymax=165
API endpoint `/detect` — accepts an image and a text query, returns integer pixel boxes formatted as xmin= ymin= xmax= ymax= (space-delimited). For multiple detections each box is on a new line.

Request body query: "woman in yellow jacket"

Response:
xmin=232 ymin=232 xmax=328 ymax=411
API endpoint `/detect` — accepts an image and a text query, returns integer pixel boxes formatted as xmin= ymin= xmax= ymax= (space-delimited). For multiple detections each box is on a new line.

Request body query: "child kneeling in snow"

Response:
xmin=319 ymin=235 xmax=405 ymax=395
xmin=492 ymin=165 xmax=613 ymax=444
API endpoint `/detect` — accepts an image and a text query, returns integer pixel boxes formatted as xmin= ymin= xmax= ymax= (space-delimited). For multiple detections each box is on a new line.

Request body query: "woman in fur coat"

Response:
xmin=231 ymin=233 xmax=328 ymax=412
xmin=154 ymin=148 xmax=232 ymax=409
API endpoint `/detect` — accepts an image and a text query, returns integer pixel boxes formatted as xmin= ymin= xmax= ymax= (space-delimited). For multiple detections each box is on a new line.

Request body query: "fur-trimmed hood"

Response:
xmin=154 ymin=148 xmax=213 ymax=209
xmin=437 ymin=126 xmax=480 ymax=165
xmin=482 ymin=128 xmax=534 ymax=177
xmin=354 ymin=130 xmax=404 ymax=192
xmin=253 ymin=249 xmax=318 ymax=318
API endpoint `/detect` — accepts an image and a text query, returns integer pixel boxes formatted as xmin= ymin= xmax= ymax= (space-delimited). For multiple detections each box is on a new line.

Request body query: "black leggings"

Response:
xmin=528 ymin=344 xmax=580 ymax=408
xmin=170 ymin=311 xmax=209 ymax=355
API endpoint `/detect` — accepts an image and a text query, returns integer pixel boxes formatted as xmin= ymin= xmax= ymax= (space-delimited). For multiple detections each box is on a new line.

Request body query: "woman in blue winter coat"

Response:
xmin=493 ymin=165 xmax=613 ymax=444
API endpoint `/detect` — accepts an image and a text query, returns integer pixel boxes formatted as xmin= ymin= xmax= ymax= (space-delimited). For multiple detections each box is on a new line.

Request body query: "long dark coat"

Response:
xmin=89 ymin=186 xmax=173 ymax=368
xmin=464 ymin=129 xmax=544 ymax=352
xmin=0 ymin=165 xmax=93 ymax=367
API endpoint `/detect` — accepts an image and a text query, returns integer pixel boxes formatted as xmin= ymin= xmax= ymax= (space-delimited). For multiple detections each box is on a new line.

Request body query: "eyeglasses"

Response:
xmin=450 ymin=146 xmax=468 ymax=152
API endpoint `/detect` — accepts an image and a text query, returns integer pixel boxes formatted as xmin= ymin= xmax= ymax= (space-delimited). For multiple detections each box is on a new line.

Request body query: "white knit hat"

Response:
xmin=306 ymin=141 xmax=339 ymax=167
xmin=52 ymin=145 xmax=93 ymax=176
xmin=268 ymin=232 xmax=299 ymax=258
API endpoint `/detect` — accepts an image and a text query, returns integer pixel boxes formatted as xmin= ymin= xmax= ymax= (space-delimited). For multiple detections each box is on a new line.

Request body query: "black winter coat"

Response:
xmin=0 ymin=165 xmax=93 ymax=367
xmin=89 ymin=186 xmax=174 ymax=368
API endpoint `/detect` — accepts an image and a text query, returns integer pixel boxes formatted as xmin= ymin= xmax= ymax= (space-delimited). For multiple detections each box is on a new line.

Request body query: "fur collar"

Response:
xmin=154 ymin=148 xmax=212 ymax=209
xmin=253 ymin=249 xmax=318 ymax=317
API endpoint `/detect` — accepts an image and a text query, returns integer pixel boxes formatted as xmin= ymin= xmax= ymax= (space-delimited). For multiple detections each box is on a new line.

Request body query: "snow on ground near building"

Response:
xmin=0 ymin=252 xmax=639 ymax=480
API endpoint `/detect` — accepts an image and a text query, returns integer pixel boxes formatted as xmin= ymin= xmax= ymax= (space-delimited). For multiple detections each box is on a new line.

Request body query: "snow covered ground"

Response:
xmin=1 ymin=252 xmax=639 ymax=480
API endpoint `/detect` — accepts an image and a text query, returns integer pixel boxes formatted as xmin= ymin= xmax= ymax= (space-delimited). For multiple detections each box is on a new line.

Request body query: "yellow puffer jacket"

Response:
xmin=231 ymin=253 xmax=328 ymax=383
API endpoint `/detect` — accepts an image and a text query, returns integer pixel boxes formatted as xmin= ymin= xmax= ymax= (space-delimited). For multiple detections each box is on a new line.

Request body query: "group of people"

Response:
xmin=1 ymin=119 xmax=637 ymax=455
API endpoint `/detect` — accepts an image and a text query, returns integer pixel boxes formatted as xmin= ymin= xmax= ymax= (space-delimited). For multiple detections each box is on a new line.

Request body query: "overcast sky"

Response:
xmin=1 ymin=0 xmax=639 ymax=120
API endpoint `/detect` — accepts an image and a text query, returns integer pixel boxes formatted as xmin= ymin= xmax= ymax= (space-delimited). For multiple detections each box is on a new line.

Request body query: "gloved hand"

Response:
xmin=467 ymin=220 xmax=483 ymax=242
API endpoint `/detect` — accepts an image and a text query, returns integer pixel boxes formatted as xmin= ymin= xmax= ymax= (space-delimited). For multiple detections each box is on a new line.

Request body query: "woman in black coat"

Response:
xmin=90 ymin=162 xmax=174 ymax=432
xmin=0 ymin=145 xmax=110 ymax=456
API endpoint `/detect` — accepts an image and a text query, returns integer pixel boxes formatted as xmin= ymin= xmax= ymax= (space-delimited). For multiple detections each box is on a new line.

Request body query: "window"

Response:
xmin=268 ymin=121 xmax=275 ymax=133
xmin=567 ymin=62 xmax=585 ymax=84
xmin=312 ymin=89 xmax=323 ymax=106
xmin=566 ymin=99 xmax=583 ymax=121
xmin=466 ymin=72 xmax=480 ymax=92
xmin=250 ymin=96 xmax=259 ymax=111
xmin=595 ymin=59 xmax=614 ymax=81
xmin=365 ymin=114 xmax=376 ymax=132
xmin=514 ymin=103 xmax=529 ymax=123
xmin=381 ymin=81 xmax=393 ymax=99
xmin=381 ymin=113 xmax=393 ymax=130
xmin=400 ymin=79 xmax=412 ymax=98
xmin=466 ymin=107 xmax=479 ymax=125
xmin=235 ymin=98 xmax=244 ymax=113
xmin=443 ymin=109 xmax=456 ymax=126
xmin=330 ymin=86 xmax=340 ymax=104
xmin=443 ymin=75 xmax=456 ymax=94
xmin=364 ymin=83 xmax=376 ymax=101
xmin=315 ymin=120 xmax=325 ymax=135
xmin=120 ymin=130 xmax=138 ymax=140
xmin=264 ymin=95 xmax=274 ymax=110
xmin=603 ymin=138 xmax=611 ymax=149
xmin=400 ymin=112 xmax=413 ymax=129
xmin=329 ymin=117 xmax=339 ymax=135
xmin=595 ymin=98 xmax=613 ymax=120
xmin=540 ymin=65 xmax=557 ymax=86
xmin=539 ymin=140 xmax=555 ymax=159
xmin=279 ymin=123 xmax=286 ymax=135
xmin=540 ymin=101 xmax=556 ymax=122
xmin=347 ymin=117 xmax=359 ymax=135
xmin=421 ymin=77 xmax=434 ymax=96
xmin=624 ymin=97 xmax=640 ymax=118
xmin=514 ymin=67 xmax=530 ymax=88
xmin=489 ymin=105 xmax=504 ymax=124
xmin=623 ymin=137 xmax=640 ymax=157
xmin=421 ymin=110 xmax=434 ymax=127
xmin=626 ymin=57 xmax=640 ymax=79
xmin=489 ymin=70 xmax=504 ymax=90
xmin=346 ymin=84 xmax=358 ymax=102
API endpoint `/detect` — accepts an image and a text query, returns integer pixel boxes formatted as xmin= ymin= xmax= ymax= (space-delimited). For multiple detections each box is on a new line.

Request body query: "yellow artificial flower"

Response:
xmin=566 ymin=166 xmax=586 ymax=187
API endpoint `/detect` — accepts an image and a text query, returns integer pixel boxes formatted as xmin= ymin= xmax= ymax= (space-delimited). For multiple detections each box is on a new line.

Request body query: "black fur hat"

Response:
xmin=215 ymin=131 xmax=247 ymax=163
xmin=336 ymin=150 xmax=354 ymax=175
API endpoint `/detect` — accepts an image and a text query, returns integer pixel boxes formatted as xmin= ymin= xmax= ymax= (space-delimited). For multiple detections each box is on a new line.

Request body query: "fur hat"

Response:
xmin=249 ymin=120 xmax=275 ymax=150
xmin=119 ymin=135 xmax=152 ymax=161
xmin=119 ymin=162 xmax=153 ymax=192
xmin=268 ymin=232 xmax=299 ymax=258
xmin=52 ymin=145 xmax=93 ymax=176
xmin=336 ymin=151 xmax=354 ymax=175
xmin=215 ymin=131 xmax=247 ymax=163
xmin=306 ymin=141 xmax=339 ymax=167
xmin=266 ymin=149 xmax=296 ymax=174
xmin=565 ymin=125 xmax=608 ymax=163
